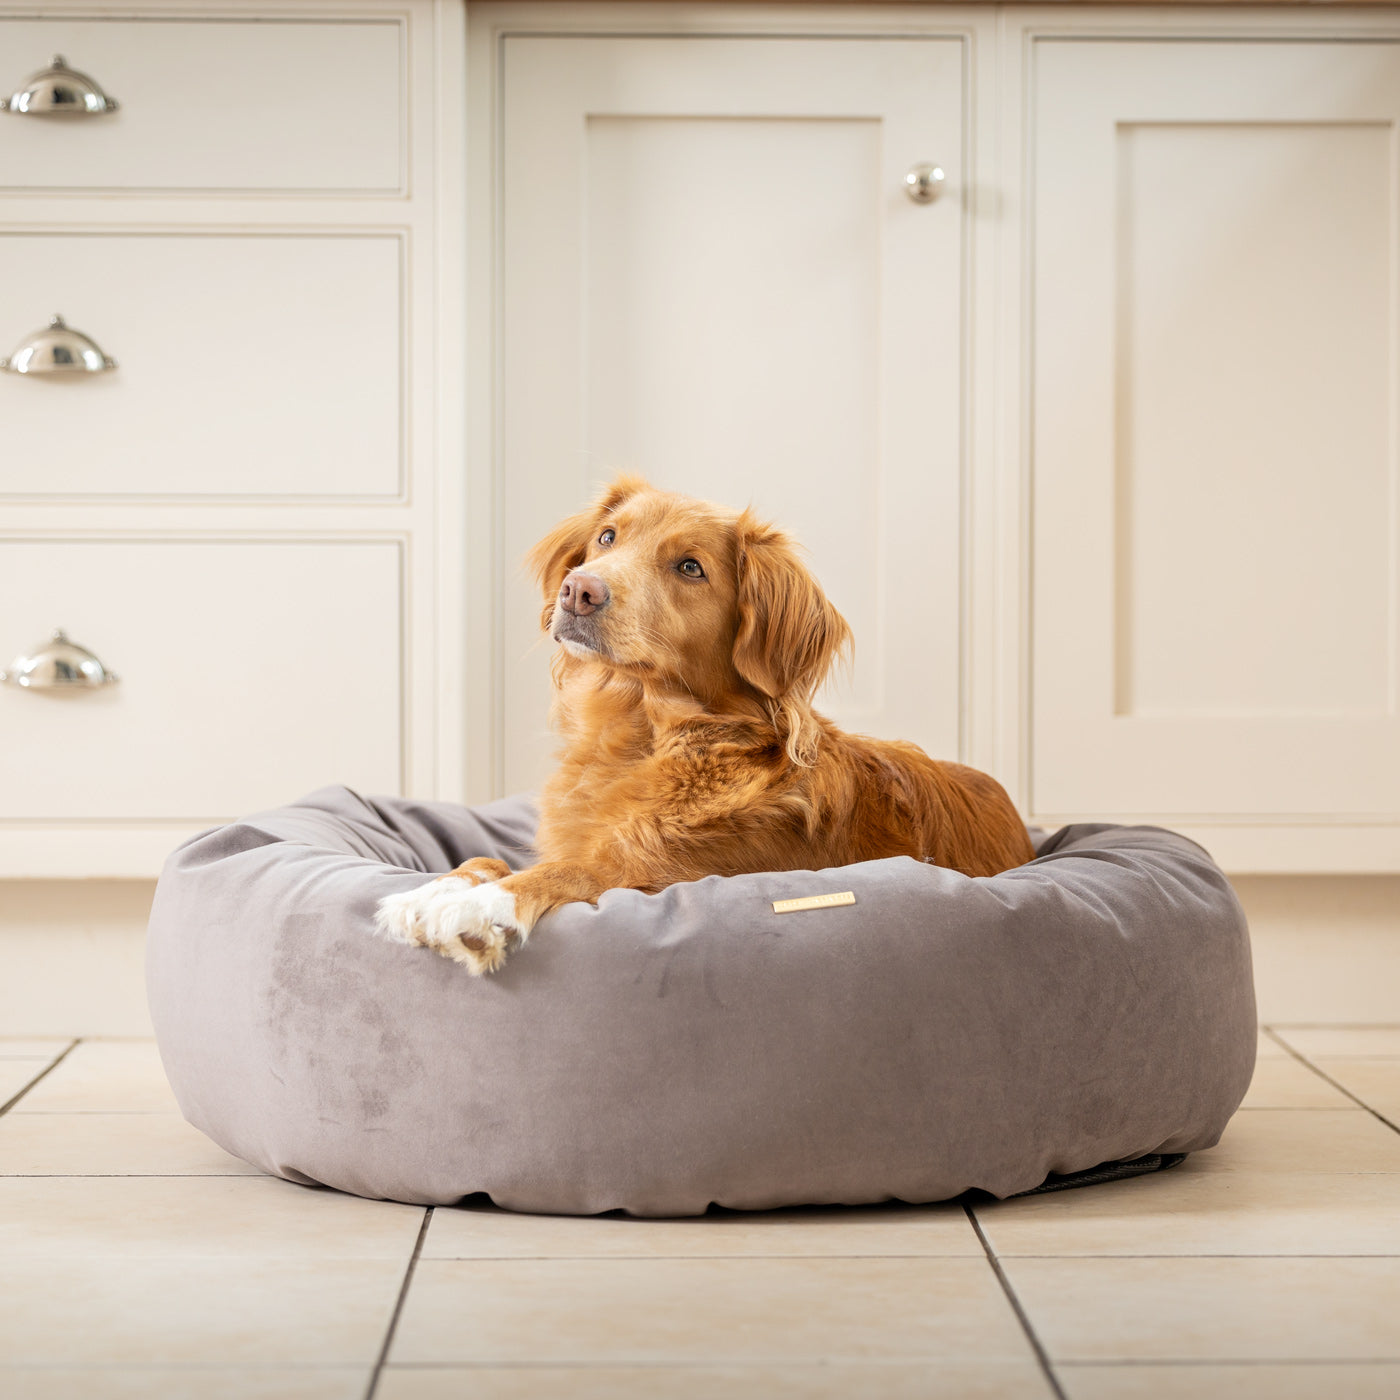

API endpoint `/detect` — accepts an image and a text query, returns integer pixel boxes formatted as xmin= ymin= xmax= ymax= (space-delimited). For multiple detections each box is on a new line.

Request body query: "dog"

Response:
xmin=376 ymin=476 xmax=1035 ymax=973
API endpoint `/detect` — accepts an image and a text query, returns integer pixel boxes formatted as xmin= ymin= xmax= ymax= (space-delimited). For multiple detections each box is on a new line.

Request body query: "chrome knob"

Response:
xmin=1 ymin=55 xmax=119 ymax=115
xmin=1 ymin=630 xmax=119 ymax=691
xmin=0 ymin=315 xmax=117 ymax=375
xmin=904 ymin=163 xmax=946 ymax=205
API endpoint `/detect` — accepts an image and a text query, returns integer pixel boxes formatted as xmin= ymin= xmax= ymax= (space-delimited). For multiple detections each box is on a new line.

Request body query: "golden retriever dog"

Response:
xmin=377 ymin=476 xmax=1035 ymax=973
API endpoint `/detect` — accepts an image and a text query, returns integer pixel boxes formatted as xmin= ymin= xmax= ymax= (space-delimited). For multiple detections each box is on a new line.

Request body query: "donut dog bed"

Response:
xmin=146 ymin=786 xmax=1256 ymax=1215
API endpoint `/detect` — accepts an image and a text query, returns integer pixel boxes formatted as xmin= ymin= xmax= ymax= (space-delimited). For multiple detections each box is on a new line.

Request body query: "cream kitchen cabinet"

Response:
xmin=3 ymin=1 xmax=1396 ymax=877
xmin=495 ymin=31 xmax=967 ymax=794
xmin=0 ymin=0 xmax=466 ymax=877
xmin=472 ymin=3 xmax=1400 ymax=871
xmin=1026 ymin=30 xmax=1400 ymax=869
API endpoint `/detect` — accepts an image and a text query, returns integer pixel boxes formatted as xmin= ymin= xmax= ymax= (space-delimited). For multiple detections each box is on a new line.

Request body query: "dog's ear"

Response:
xmin=733 ymin=511 xmax=851 ymax=760
xmin=526 ymin=475 xmax=650 ymax=630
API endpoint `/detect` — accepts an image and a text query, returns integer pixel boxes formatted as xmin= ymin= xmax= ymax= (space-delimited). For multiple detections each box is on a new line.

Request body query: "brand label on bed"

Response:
xmin=771 ymin=891 xmax=856 ymax=914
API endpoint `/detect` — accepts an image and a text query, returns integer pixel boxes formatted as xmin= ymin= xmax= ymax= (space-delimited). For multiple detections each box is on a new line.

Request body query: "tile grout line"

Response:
xmin=964 ymin=1203 xmax=1067 ymax=1400
xmin=1264 ymin=1027 xmax=1400 ymax=1136
xmin=0 ymin=1041 xmax=81 ymax=1118
xmin=1269 ymin=1023 xmax=1400 ymax=1030
xmin=1059 ymin=1357 xmax=1400 ymax=1369
xmin=364 ymin=1206 xmax=433 ymax=1400
xmin=4 ymin=1358 xmax=1400 ymax=1374
xmin=374 ymin=1357 xmax=1400 ymax=1371
xmin=358 ymin=1250 xmax=1400 ymax=1262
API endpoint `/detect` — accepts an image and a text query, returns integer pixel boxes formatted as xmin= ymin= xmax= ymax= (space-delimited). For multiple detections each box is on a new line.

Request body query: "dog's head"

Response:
xmin=528 ymin=475 xmax=851 ymax=763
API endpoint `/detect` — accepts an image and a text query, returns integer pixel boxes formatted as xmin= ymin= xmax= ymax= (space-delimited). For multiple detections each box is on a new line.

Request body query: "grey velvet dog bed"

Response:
xmin=146 ymin=786 xmax=1256 ymax=1216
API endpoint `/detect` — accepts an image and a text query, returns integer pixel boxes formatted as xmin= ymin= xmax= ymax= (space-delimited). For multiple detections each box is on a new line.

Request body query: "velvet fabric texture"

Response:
xmin=146 ymin=787 xmax=1256 ymax=1216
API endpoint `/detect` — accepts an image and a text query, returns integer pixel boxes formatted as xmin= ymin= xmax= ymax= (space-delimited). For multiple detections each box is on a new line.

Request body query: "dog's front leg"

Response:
xmin=376 ymin=860 xmax=610 ymax=976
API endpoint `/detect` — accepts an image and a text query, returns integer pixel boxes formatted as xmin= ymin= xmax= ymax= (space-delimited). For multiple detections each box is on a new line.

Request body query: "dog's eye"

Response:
xmin=598 ymin=529 xmax=615 ymax=547
xmin=678 ymin=558 xmax=705 ymax=579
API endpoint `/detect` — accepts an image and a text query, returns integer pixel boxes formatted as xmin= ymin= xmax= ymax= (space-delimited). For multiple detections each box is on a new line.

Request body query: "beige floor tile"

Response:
xmin=1005 ymin=1257 xmax=1400 ymax=1362
xmin=424 ymin=1198 xmax=982 ymax=1259
xmin=1273 ymin=1028 xmax=1400 ymax=1058
xmin=1192 ymin=1109 xmax=1400 ymax=1174
xmin=0 ymin=1176 xmax=425 ymax=1259
xmin=0 ymin=1111 xmax=263 ymax=1175
xmin=391 ymin=1257 xmax=1034 ymax=1366
xmin=0 ymin=1038 xmax=74 ymax=1059
xmin=0 ymin=1258 xmax=404 ymax=1364
xmin=378 ymin=1361 xmax=1055 ymax=1400
xmin=1238 ymin=1057 xmax=1354 ymax=1108
xmin=0 ymin=1059 xmax=54 ymax=1105
xmin=13 ymin=1040 xmax=179 ymax=1113
xmin=1306 ymin=1059 xmax=1400 ymax=1123
xmin=1254 ymin=1030 xmax=1291 ymax=1058
xmin=0 ymin=1368 xmax=368 ymax=1400
xmin=1060 ymin=1361 xmax=1400 ymax=1400
xmin=975 ymin=1164 xmax=1400 ymax=1255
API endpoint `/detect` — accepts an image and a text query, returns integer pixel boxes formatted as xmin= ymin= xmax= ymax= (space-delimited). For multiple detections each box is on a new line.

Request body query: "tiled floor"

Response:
xmin=1 ymin=1032 xmax=1399 ymax=1399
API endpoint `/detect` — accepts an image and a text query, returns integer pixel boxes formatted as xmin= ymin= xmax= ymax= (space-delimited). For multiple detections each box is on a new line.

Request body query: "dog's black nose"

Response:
xmin=560 ymin=570 xmax=610 ymax=617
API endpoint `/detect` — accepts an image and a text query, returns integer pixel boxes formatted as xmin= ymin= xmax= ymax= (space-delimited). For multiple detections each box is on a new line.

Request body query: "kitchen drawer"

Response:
xmin=0 ymin=233 xmax=402 ymax=499
xmin=0 ymin=537 xmax=402 ymax=821
xmin=0 ymin=17 xmax=402 ymax=193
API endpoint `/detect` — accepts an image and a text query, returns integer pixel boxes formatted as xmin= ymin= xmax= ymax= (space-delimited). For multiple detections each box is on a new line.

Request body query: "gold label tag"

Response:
xmin=771 ymin=891 xmax=856 ymax=914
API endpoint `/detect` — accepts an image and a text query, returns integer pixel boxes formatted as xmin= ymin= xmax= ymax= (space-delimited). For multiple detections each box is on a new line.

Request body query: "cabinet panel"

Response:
xmin=585 ymin=115 xmax=884 ymax=714
xmin=0 ymin=539 xmax=402 ymax=820
xmin=501 ymin=35 xmax=965 ymax=792
xmin=0 ymin=234 xmax=402 ymax=499
xmin=0 ymin=18 xmax=402 ymax=193
xmin=1115 ymin=121 xmax=1389 ymax=720
xmin=1031 ymin=40 xmax=1400 ymax=819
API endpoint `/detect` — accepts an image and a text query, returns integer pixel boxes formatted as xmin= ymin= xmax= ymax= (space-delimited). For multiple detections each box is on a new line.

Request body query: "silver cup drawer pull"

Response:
xmin=1 ymin=630 xmax=120 ymax=691
xmin=1 ymin=55 xmax=119 ymax=115
xmin=0 ymin=315 xmax=117 ymax=375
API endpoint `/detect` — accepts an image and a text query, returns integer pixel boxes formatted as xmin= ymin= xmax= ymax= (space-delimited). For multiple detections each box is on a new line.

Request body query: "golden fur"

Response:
xmin=412 ymin=476 xmax=1035 ymax=970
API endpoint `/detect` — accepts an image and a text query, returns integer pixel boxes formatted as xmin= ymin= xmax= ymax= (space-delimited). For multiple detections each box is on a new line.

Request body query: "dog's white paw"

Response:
xmin=375 ymin=877 xmax=523 ymax=976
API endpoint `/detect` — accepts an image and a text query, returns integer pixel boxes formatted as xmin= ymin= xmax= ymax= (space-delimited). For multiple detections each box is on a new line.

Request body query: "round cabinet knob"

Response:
xmin=904 ymin=163 xmax=947 ymax=205
xmin=0 ymin=315 xmax=117 ymax=375
xmin=0 ymin=54 xmax=119 ymax=115
xmin=1 ymin=630 xmax=120 ymax=691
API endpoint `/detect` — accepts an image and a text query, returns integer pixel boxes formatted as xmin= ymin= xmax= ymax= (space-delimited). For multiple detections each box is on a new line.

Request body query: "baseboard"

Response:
xmin=0 ymin=881 xmax=156 ymax=1038
xmin=1234 ymin=875 xmax=1400 ymax=1024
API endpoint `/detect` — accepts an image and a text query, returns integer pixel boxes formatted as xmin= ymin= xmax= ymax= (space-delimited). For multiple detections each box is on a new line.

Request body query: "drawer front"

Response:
xmin=0 ymin=538 xmax=403 ymax=821
xmin=0 ymin=17 xmax=402 ymax=193
xmin=0 ymin=233 xmax=402 ymax=499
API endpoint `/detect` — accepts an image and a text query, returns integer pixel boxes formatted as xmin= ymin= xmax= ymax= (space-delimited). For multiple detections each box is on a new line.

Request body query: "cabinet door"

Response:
xmin=500 ymin=35 xmax=964 ymax=792
xmin=1031 ymin=40 xmax=1400 ymax=824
